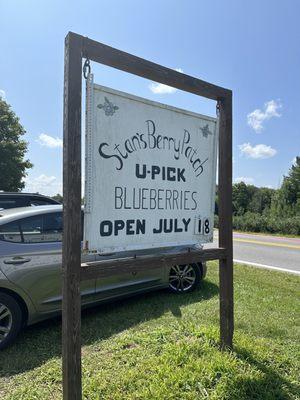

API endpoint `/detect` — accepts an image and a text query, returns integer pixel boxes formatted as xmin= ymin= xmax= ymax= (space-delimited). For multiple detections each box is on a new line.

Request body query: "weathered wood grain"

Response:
xmin=71 ymin=32 xmax=230 ymax=101
xmin=218 ymin=95 xmax=234 ymax=349
xmin=62 ymin=32 xmax=83 ymax=400
xmin=80 ymin=248 xmax=227 ymax=281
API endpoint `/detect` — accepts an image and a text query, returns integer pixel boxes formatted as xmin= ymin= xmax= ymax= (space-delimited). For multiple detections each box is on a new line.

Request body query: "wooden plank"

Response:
xmin=80 ymin=248 xmax=226 ymax=281
xmin=68 ymin=32 xmax=230 ymax=101
xmin=218 ymin=95 xmax=234 ymax=349
xmin=62 ymin=32 xmax=83 ymax=400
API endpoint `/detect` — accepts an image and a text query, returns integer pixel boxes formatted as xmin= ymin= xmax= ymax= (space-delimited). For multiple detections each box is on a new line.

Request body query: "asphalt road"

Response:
xmin=210 ymin=231 xmax=300 ymax=274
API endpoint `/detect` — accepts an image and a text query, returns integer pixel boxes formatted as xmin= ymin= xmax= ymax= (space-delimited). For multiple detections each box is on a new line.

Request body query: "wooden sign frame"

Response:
xmin=63 ymin=31 xmax=233 ymax=400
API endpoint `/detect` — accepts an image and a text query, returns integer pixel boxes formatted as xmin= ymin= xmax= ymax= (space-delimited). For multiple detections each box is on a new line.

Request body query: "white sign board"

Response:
xmin=84 ymin=76 xmax=218 ymax=254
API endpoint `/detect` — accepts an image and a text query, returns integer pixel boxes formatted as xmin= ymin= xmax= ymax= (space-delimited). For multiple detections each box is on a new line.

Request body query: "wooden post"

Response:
xmin=218 ymin=94 xmax=234 ymax=348
xmin=62 ymin=32 xmax=83 ymax=400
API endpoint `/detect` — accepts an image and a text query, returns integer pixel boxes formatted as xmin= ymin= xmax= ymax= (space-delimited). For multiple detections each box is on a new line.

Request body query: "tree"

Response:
xmin=232 ymin=182 xmax=254 ymax=215
xmin=0 ymin=98 xmax=32 ymax=191
xmin=248 ymin=187 xmax=275 ymax=214
xmin=271 ymin=156 xmax=300 ymax=216
xmin=52 ymin=193 xmax=63 ymax=203
xmin=281 ymin=157 xmax=300 ymax=208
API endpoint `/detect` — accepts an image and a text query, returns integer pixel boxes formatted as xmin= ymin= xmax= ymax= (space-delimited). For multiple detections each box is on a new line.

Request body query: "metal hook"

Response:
xmin=83 ymin=59 xmax=91 ymax=79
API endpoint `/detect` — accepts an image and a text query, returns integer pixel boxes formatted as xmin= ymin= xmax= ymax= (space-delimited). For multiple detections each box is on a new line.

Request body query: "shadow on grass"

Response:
xmin=0 ymin=279 xmax=218 ymax=377
xmin=227 ymin=346 xmax=300 ymax=400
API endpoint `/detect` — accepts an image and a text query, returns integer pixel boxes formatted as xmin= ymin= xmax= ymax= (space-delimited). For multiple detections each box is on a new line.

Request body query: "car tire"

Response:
xmin=0 ymin=292 xmax=23 ymax=350
xmin=169 ymin=263 xmax=202 ymax=293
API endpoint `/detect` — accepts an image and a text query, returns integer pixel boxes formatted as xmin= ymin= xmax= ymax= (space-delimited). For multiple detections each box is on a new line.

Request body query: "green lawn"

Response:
xmin=0 ymin=262 xmax=299 ymax=399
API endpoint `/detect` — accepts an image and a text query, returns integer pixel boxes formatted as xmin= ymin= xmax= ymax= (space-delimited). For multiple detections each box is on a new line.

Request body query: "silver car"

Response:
xmin=0 ymin=205 xmax=206 ymax=349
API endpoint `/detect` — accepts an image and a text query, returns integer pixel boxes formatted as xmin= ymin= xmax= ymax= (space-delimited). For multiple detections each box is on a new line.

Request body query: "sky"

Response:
xmin=0 ymin=0 xmax=299 ymax=196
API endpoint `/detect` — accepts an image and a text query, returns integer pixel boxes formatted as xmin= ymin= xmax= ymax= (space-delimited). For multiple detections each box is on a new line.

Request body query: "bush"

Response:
xmin=214 ymin=212 xmax=300 ymax=235
xmin=233 ymin=213 xmax=300 ymax=235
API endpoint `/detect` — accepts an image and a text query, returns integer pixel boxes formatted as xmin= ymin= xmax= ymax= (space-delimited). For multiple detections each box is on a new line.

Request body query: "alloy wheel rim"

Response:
xmin=169 ymin=264 xmax=196 ymax=292
xmin=0 ymin=303 xmax=12 ymax=344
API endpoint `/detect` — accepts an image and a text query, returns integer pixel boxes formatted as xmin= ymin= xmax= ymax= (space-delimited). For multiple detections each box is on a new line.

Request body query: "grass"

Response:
xmin=0 ymin=262 xmax=299 ymax=399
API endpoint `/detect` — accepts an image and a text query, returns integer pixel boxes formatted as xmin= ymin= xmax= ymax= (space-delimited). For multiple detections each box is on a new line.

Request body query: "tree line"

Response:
xmin=215 ymin=156 xmax=300 ymax=235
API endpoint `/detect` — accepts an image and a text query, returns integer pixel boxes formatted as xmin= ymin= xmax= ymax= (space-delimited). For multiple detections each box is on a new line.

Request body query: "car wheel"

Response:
xmin=0 ymin=293 xmax=23 ymax=350
xmin=169 ymin=263 xmax=201 ymax=293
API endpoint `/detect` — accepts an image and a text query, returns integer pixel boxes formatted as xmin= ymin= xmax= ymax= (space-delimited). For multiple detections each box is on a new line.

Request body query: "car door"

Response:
xmin=93 ymin=249 xmax=166 ymax=301
xmin=0 ymin=212 xmax=96 ymax=313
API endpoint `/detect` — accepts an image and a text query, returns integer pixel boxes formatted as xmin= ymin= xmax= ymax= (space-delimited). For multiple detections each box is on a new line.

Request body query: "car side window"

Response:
xmin=20 ymin=215 xmax=44 ymax=243
xmin=19 ymin=213 xmax=63 ymax=243
xmin=30 ymin=199 xmax=53 ymax=206
xmin=0 ymin=200 xmax=18 ymax=209
xmin=0 ymin=198 xmax=25 ymax=210
xmin=43 ymin=212 xmax=63 ymax=242
xmin=0 ymin=221 xmax=22 ymax=243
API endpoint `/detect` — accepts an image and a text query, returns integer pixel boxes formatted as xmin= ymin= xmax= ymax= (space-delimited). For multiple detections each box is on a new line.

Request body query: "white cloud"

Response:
xmin=247 ymin=100 xmax=281 ymax=132
xmin=37 ymin=133 xmax=63 ymax=148
xmin=0 ymin=89 xmax=6 ymax=100
xmin=149 ymin=68 xmax=183 ymax=94
xmin=234 ymin=176 xmax=254 ymax=184
xmin=24 ymin=174 xmax=62 ymax=196
xmin=239 ymin=143 xmax=277 ymax=159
